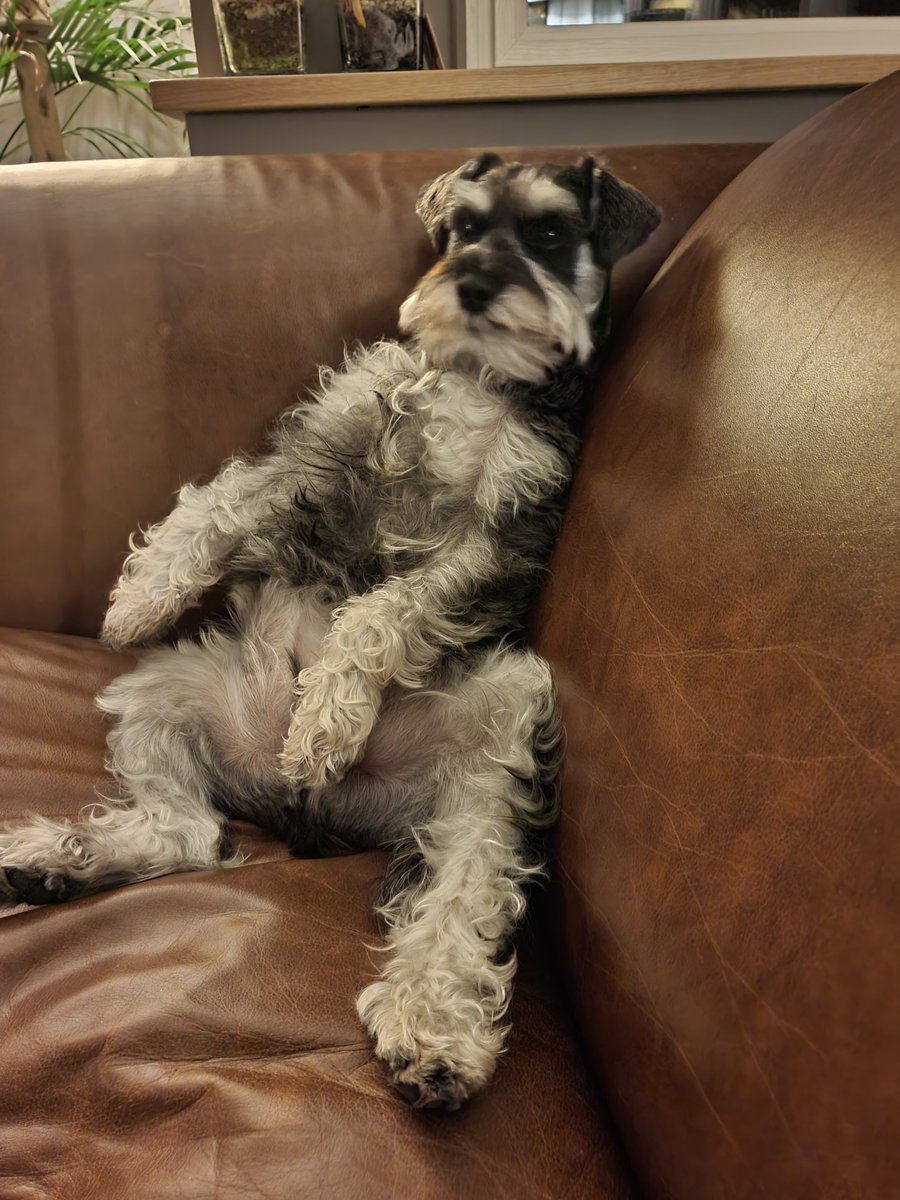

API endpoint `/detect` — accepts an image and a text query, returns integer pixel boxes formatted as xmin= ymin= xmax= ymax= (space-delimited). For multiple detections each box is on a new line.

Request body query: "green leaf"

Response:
xmin=59 ymin=79 xmax=93 ymax=128
xmin=0 ymin=0 xmax=194 ymax=164
xmin=65 ymin=127 xmax=108 ymax=155
xmin=0 ymin=114 xmax=26 ymax=160
xmin=65 ymin=122 xmax=151 ymax=156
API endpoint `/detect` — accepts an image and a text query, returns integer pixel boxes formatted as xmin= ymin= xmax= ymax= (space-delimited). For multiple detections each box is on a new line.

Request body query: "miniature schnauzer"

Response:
xmin=1 ymin=154 xmax=659 ymax=1109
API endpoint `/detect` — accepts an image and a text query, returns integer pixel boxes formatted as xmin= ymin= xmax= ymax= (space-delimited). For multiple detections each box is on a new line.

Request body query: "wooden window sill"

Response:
xmin=150 ymin=57 xmax=900 ymax=116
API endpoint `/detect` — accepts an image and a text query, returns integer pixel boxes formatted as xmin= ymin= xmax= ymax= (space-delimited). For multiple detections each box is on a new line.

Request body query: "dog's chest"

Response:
xmin=418 ymin=377 xmax=566 ymax=516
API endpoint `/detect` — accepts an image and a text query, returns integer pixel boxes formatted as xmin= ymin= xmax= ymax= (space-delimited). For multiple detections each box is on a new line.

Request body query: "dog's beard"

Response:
xmin=399 ymin=271 xmax=597 ymax=385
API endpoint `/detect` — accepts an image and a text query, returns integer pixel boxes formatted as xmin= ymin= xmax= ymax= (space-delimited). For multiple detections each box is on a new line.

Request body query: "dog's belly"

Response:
xmin=233 ymin=577 xmax=335 ymax=672
xmin=205 ymin=579 xmax=335 ymax=803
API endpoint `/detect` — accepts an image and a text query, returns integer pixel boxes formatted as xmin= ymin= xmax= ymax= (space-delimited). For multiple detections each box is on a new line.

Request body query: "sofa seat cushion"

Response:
xmin=0 ymin=628 xmax=634 ymax=1199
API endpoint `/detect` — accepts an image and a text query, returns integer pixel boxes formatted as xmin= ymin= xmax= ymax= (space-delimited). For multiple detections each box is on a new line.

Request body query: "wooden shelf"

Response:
xmin=150 ymin=56 xmax=900 ymax=116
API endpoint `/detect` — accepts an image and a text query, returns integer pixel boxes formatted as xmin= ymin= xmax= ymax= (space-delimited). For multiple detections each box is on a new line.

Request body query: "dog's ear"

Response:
xmin=415 ymin=153 xmax=503 ymax=254
xmin=576 ymin=157 xmax=661 ymax=266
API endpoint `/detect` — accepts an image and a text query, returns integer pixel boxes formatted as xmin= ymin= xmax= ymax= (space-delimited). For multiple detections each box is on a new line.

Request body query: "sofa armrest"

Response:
xmin=534 ymin=72 xmax=900 ymax=1200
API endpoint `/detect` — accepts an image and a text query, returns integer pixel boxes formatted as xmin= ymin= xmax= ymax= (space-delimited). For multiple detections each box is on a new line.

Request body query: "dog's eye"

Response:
xmin=520 ymin=218 xmax=568 ymax=250
xmin=455 ymin=212 xmax=484 ymax=244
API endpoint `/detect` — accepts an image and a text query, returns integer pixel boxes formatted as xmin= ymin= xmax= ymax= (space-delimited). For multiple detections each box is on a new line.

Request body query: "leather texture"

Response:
xmin=0 ymin=143 xmax=762 ymax=637
xmin=533 ymin=72 xmax=900 ymax=1200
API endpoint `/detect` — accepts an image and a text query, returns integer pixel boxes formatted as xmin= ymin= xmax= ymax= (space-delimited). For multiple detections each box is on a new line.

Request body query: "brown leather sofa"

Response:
xmin=1 ymin=72 xmax=897 ymax=1200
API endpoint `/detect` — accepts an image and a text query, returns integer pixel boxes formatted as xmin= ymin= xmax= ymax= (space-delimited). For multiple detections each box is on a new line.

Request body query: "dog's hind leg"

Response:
xmin=0 ymin=647 xmax=231 ymax=907
xmin=1 ymin=580 xmax=319 ymax=907
xmin=354 ymin=646 xmax=561 ymax=1110
xmin=0 ymin=754 xmax=226 ymax=908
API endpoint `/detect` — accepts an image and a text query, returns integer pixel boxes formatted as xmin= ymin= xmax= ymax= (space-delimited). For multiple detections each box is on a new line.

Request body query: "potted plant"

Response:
xmin=336 ymin=0 xmax=421 ymax=72
xmin=0 ymin=0 xmax=195 ymax=162
xmin=212 ymin=0 xmax=305 ymax=76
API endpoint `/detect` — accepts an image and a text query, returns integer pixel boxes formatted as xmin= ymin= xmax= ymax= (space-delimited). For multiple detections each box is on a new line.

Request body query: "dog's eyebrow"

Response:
xmin=451 ymin=179 xmax=493 ymax=214
xmin=509 ymin=173 xmax=580 ymax=218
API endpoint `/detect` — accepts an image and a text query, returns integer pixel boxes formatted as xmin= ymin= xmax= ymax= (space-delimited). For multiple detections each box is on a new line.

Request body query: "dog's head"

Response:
xmin=399 ymin=153 xmax=661 ymax=385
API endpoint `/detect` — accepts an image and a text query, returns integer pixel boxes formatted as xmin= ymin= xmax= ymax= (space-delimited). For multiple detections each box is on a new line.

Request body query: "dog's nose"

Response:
xmin=456 ymin=272 xmax=500 ymax=315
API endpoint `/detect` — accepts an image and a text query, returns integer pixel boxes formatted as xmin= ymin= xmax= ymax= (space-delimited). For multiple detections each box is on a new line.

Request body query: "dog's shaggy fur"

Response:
xmin=1 ymin=153 xmax=659 ymax=1109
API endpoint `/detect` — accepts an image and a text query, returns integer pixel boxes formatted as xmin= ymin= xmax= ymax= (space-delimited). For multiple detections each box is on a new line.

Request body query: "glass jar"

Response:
xmin=336 ymin=0 xmax=422 ymax=72
xmin=213 ymin=0 xmax=306 ymax=75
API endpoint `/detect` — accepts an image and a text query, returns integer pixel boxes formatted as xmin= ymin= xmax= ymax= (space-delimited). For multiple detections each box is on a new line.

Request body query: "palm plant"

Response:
xmin=0 ymin=0 xmax=196 ymax=161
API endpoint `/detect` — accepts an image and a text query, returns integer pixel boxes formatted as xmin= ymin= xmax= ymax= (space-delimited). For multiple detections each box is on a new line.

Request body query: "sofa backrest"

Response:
xmin=534 ymin=70 xmax=900 ymax=1200
xmin=0 ymin=144 xmax=758 ymax=636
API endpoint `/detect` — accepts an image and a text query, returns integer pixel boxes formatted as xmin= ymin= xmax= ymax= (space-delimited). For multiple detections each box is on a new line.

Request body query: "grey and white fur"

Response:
xmin=1 ymin=154 xmax=659 ymax=1109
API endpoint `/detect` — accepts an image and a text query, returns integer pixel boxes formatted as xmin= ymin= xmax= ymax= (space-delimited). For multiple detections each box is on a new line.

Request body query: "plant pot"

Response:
xmin=336 ymin=0 xmax=421 ymax=72
xmin=213 ymin=0 xmax=306 ymax=75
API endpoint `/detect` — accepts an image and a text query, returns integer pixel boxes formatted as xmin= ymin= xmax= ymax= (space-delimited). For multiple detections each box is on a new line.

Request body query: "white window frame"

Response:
xmin=464 ymin=0 xmax=900 ymax=68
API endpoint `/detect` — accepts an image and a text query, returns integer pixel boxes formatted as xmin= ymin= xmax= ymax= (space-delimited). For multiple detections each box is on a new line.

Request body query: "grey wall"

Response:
xmin=186 ymin=89 xmax=849 ymax=156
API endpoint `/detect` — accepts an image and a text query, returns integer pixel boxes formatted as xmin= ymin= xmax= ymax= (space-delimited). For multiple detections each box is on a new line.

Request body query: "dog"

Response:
xmin=0 ymin=153 xmax=659 ymax=1109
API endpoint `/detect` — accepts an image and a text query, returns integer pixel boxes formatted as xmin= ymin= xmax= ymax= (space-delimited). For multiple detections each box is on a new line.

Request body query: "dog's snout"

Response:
xmin=456 ymin=269 xmax=501 ymax=315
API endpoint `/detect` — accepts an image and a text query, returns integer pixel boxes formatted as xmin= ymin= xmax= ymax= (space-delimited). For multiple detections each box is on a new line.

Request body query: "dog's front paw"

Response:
xmin=280 ymin=666 xmax=380 ymax=788
xmin=357 ymin=979 xmax=500 ymax=1111
xmin=280 ymin=721 xmax=355 ymax=789
xmin=100 ymin=589 xmax=181 ymax=650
